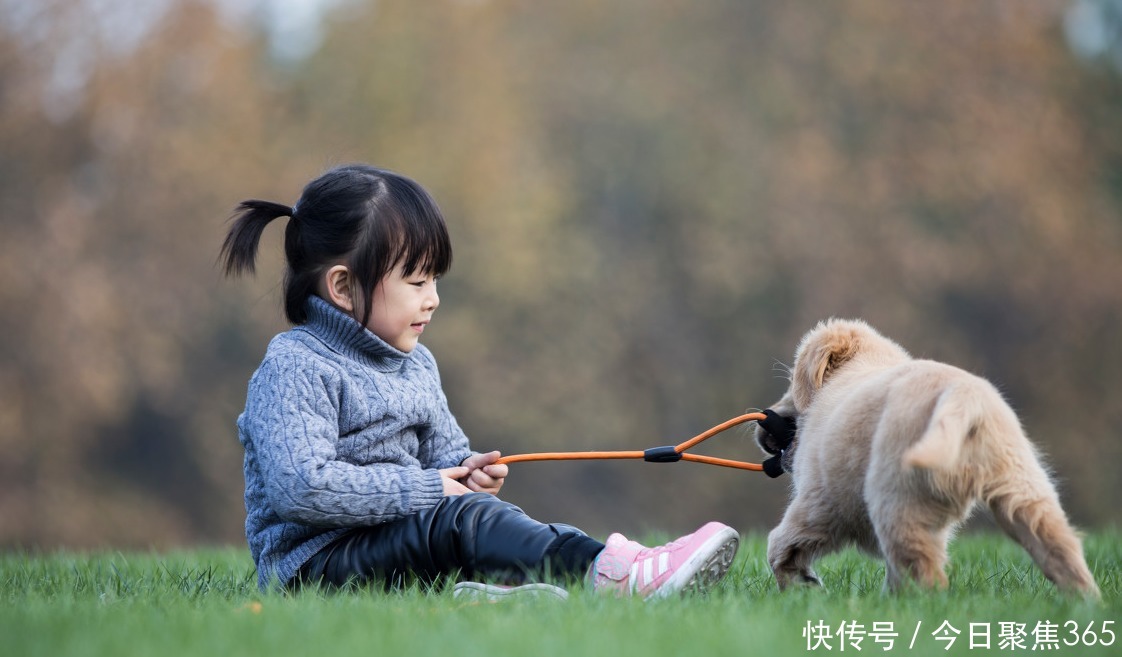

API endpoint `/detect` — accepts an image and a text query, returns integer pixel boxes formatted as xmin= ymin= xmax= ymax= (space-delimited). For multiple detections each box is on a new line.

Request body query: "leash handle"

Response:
xmin=495 ymin=412 xmax=768 ymax=472
xmin=497 ymin=450 xmax=644 ymax=464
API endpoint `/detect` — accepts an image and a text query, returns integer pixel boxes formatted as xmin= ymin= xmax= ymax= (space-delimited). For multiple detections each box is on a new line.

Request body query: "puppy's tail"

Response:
xmin=903 ymin=383 xmax=986 ymax=470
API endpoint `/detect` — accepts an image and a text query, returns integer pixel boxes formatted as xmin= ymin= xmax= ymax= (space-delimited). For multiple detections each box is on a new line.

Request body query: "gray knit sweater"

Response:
xmin=237 ymin=295 xmax=473 ymax=590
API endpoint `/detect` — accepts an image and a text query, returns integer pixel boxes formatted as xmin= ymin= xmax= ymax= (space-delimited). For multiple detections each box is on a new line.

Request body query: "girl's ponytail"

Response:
xmin=220 ymin=200 xmax=293 ymax=277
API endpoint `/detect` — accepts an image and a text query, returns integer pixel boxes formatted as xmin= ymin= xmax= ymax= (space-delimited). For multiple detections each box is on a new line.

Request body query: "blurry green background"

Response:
xmin=2 ymin=0 xmax=1121 ymax=550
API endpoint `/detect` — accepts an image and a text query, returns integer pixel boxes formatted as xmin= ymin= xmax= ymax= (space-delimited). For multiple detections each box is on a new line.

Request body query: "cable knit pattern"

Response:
xmin=238 ymin=295 xmax=474 ymax=590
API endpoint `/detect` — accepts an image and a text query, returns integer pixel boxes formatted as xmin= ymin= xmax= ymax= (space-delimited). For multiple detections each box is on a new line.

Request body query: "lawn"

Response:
xmin=2 ymin=531 xmax=1118 ymax=656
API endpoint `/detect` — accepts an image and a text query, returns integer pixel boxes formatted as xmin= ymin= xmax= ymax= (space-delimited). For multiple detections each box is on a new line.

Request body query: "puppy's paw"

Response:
xmin=800 ymin=572 xmax=823 ymax=586
xmin=774 ymin=569 xmax=825 ymax=591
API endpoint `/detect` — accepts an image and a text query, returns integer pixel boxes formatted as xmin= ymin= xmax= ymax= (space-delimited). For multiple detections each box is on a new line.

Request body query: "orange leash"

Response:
xmin=495 ymin=412 xmax=767 ymax=472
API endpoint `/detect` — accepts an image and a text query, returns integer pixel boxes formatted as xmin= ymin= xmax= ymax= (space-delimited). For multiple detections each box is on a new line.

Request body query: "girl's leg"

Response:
xmin=294 ymin=493 xmax=604 ymax=589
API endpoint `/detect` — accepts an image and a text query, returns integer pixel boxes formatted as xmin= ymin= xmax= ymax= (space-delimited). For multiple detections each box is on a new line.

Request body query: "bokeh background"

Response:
xmin=2 ymin=0 xmax=1121 ymax=551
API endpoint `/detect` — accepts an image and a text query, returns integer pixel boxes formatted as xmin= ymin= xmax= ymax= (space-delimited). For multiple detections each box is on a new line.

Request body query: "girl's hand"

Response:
xmin=460 ymin=451 xmax=509 ymax=495
xmin=439 ymin=466 xmax=471 ymax=496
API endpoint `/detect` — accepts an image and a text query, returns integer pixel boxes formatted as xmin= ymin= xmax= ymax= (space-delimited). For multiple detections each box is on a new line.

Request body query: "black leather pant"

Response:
xmin=293 ymin=493 xmax=605 ymax=590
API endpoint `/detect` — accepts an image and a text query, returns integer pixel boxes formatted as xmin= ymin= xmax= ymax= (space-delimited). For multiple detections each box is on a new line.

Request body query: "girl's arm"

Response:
xmin=412 ymin=345 xmax=474 ymax=470
xmin=410 ymin=346 xmax=506 ymax=493
xmin=242 ymin=355 xmax=448 ymax=527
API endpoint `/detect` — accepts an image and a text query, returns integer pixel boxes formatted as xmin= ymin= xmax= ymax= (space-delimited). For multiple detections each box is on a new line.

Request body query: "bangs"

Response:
xmin=389 ymin=205 xmax=453 ymax=278
xmin=379 ymin=174 xmax=452 ymax=277
xmin=349 ymin=168 xmax=453 ymax=327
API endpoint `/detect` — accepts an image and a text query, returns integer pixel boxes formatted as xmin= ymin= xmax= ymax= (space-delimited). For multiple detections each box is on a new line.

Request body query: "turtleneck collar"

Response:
xmin=299 ymin=295 xmax=412 ymax=371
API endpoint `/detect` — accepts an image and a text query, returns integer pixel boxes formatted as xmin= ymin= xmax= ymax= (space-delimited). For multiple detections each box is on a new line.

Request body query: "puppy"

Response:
xmin=755 ymin=318 xmax=1099 ymax=597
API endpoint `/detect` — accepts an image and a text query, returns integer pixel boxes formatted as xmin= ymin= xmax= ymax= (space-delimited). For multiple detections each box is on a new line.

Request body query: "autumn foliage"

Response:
xmin=1 ymin=0 xmax=1119 ymax=548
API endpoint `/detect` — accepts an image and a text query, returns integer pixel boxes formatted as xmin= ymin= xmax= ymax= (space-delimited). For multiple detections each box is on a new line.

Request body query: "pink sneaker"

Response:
xmin=589 ymin=522 xmax=739 ymax=599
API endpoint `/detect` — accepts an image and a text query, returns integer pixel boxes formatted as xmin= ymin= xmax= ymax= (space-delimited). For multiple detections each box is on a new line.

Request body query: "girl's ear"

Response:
xmin=322 ymin=265 xmax=356 ymax=313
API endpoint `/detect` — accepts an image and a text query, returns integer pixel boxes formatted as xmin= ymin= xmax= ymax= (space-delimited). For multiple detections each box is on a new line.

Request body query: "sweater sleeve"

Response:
xmin=242 ymin=354 xmax=446 ymax=527
xmin=412 ymin=345 xmax=474 ymax=470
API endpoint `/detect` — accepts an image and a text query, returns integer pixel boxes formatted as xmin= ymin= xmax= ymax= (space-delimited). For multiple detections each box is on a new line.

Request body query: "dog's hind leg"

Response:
xmin=867 ymin=475 xmax=957 ymax=593
xmin=987 ymin=479 xmax=1099 ymax=598
xmin=875 ymin=521 xmax=952 ymax=593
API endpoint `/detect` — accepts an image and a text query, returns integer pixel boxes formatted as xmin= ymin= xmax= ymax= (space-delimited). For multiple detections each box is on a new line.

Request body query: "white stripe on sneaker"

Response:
xmin=658 ymin=551 xmax=670 ymax=577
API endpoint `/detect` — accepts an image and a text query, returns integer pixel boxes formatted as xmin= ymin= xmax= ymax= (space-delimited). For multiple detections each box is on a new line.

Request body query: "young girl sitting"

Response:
xmin=220 ymin=163 xmax=739 ymax=599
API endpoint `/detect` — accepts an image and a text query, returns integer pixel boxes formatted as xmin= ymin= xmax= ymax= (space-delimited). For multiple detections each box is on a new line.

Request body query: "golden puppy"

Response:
xmin=756 ymin=318 xmax=1098 ymax=597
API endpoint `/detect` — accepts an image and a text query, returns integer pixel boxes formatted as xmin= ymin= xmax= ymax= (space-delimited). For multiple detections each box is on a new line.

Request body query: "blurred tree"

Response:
xmin=1 ymin=0 xmax=1119 ymax=549
xmin=0 ymin=0 xmax=308 ymax=546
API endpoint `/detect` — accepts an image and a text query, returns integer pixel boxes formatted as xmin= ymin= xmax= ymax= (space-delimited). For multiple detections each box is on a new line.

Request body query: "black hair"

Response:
xmin=220 ymin=164 xmax=452 ymax=326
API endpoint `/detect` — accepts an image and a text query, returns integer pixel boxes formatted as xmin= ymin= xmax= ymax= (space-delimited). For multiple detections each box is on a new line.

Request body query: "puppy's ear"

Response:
xmin=791 ymin=320 xmax=862 ymax=409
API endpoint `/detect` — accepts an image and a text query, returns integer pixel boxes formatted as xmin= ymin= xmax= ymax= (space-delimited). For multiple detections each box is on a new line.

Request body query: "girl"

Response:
xmin=220 ymin=164 xmax=739 ymax=598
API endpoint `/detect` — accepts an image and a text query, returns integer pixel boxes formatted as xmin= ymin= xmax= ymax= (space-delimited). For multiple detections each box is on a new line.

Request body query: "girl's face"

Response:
xmin=365 ymin=264 xmax=440 ymax=353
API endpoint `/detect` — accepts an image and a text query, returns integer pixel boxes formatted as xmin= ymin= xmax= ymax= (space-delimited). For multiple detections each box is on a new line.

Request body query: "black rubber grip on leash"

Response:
xmin=643 ymin=446 xmax=683 ymax=463
xmin=758 ymin=409 xmax=797 ymax=451
xmin=762 ymin=454 xmax=786 ymax=478
xmin=757 ymin=409 xmax=798 ymax=478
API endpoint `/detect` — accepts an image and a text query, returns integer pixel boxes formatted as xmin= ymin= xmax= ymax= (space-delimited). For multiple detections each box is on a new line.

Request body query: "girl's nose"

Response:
xmin=424 ymin=286 xmax=439 ymax=311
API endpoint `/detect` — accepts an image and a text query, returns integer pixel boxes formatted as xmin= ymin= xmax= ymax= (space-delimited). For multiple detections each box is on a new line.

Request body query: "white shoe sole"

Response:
xmin=647 ymin=525 xmax=740 ymax=599
xmin=452 ymin=581 xmax=570 ymax=602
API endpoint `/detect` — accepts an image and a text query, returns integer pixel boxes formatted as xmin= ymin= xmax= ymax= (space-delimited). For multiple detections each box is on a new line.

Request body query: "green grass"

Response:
xmin=2 ymin=532 xmax=1119 ymax=657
